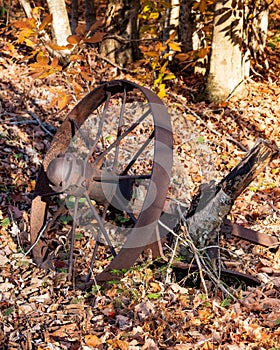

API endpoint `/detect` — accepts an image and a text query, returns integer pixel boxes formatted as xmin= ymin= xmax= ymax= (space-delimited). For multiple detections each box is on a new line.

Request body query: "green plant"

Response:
xmin=139 ymin=33 xmax=178 ymax=98
xmin=0 ymin=217 xmax=10 ymax=227
xmin=220 ymin=297 xmax=232 ymax=307
xmin=3 ymin=308 xmax=14 ymax=316
xmin=147 ymin=292 xmax=162 ymax=300
xmin=59 ymin=215 xmax=73 ymax=225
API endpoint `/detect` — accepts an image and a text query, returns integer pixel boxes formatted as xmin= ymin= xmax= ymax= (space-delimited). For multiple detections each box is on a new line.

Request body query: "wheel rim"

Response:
xmin=30 ymin=80 xmax=173 ymax=282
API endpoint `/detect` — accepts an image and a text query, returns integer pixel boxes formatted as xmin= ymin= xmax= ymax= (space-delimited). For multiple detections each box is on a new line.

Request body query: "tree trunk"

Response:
xmin=71 ymin=0 xmax=78 ymax=34
xmin=99 ymin=0 xmax=140 ymax=66
xmin=18 ymin=0 xmax=33 ymax=18
xmin=163 ymin=0 xmax=180 ymax=42
xmin=247 ymin=2 xmax=269 ymax=69
xmin=178 ymin=0 xmax=194 ymax=53
xmin=205 ymin=0 xmax=249 ymax=102
xmin=46 ymin=0 xmax=71 ymax=46
xmin=184 ymin=139 xmax=278 ymax=251
xmin=85 ymin=0 xmax=96 ymax=32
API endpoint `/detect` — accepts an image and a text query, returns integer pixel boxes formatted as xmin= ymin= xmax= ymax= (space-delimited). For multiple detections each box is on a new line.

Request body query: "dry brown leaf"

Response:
xmin=84 ymin=334 xmax=102 ymax=347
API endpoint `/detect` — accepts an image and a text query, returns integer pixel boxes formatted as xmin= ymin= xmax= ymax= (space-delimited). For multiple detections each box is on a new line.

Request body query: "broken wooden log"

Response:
xmin=183 ymin=138 xmax=279 ymax=251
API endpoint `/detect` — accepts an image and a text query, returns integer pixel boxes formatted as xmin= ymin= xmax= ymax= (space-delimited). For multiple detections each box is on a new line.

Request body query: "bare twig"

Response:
xmin=24 ymin=218 xmax=51 ymax=257
xmin=27 ymin=110 xmax=55 ymax=137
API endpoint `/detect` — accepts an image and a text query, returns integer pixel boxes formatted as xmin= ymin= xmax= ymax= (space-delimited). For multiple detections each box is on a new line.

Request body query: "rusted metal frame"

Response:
xmin=30 ymin=84 xmax=111 ymax=266
xmin=222 ymin=218 xmax=279 ymax=248
xmin=68 ymin=196 xmax=79 ymax=280
xmin=30 ymin=80 xmax=173 ymax=281
xmin=113 ymin=86 xmax=127 ymax=171
xmin=95 ymin=82 xmax=173 ymax=281
xmin=122 ymin=130 xmax=155 ymax=175
xmin=171 ymin=261 xmax=261 ymax=286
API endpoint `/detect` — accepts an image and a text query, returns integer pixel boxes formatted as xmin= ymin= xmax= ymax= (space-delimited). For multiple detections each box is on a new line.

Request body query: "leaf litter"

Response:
xmin=0 ymin=4 xmax=280 ymax=350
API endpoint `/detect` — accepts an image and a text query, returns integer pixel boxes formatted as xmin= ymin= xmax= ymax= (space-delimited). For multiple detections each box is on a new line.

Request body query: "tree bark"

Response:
xmin=46 ymin=0 xmax=72 ymax=46
xmin=18 ymin=0 xmax=33 ymax=18
xmin=178 ymin=0 xmax=195 ymax=53
xmin=85 ymin=0 xmax=96 ymax=32
xmin=205 ymin=0 xmax=249 ymax=102
xmin=71 ymin=0 xmax=79 ymax=34
xmin=99 ymin=0 xmax=140 ymax=66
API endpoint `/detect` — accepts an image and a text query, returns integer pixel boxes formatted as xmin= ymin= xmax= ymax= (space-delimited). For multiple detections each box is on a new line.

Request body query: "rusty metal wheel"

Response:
xmin=30 ymin=80 xmax=173 ymax=283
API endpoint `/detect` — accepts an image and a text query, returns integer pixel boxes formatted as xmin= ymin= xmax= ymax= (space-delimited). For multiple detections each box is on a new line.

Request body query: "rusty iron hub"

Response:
xmin=30 ymin=79 xmax=278 ymax=287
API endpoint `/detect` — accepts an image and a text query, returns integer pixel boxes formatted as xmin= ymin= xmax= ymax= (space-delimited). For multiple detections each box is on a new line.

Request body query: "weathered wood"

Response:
xmin=220 ymin=139 xmax=278 ymax=199
xmin=184 ymin=139 xmax=278 ymax=250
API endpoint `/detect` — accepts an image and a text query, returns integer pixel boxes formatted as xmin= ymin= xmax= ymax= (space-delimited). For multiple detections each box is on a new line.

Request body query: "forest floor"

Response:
xmin=1 ymin=3 xmax=280 ymax=350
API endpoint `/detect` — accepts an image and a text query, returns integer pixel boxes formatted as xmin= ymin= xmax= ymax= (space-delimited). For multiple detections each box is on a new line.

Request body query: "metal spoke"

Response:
xmin=85 ymin=202 xmax=109 ymax=282
xmin=69 ymin=118 xmax=91 ymax=149
xmin=113 ymin=87 xmax=127 ymax=170
xmin=122 ymin=130 xmax=154 ymax=175
xmin=86 ymin=91 xmax=112 ymax=162
xmin=92 ymin=174 xmax=151 ymax=182
xmin=68 ymin=196 xmax=79 ymax=281
xmin=84 ymin=192 xmax=116 ymax=257
xmin=94 ymin=108 xmax=152 ymax=166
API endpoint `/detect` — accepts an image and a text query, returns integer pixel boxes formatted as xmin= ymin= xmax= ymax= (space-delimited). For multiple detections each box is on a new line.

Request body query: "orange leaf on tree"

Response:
xmin=39 ymin=14 xmax=52 ymax=31
xmin=84 ymin=31 xmax=105 ymax=44
xmin=89 ymin=19 xmax=104 ymax=31
xmin=67 ymin=35 xmax=82 ymax=44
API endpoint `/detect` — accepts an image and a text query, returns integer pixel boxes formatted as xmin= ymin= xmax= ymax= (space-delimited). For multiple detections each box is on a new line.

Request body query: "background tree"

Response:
xmin=99 ymin=0 xmax=140 ymax=66
xmin=46 ymin=0 xmax=71 ymax=46
xmin=205 ymin=0 xmax=250 ymax=102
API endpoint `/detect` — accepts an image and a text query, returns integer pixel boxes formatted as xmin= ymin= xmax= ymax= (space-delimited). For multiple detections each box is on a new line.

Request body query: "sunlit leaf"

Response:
xmin=32 ymin=6 xmax=44 ymax=16
xmin=144 ymin=51 xmax=159 ymax=57
xmin=143 ymin=4 xmax=153 ymax=12
xmin=164 ymin=73 xmax=176 ymax=80
xmin=57 ymin=93 xmax=71 ymax=110
xmin=157 ymin=83 xmax=166 ymax=98
xmin=149 ymin=12 xmax=159 ymax=20
xmin=107 ymin=339 xmax=129 ymax=350
xmin=17 ymin=28 xmax=34 ymax=43
xmin=25 ymin=38 xmax=35 ymax=47
xmin=147 ymin=292 xmax=162 ymax=299
xmin=48 ymin=43 xmax=70 ymax=50
xmin=84 ymin=334 xmax=102 ymax=347
xmin=159 ymin=60 xmax=168 ymax=74
xmin=36 ymin=52 xmax=49 ymax=65
xmin=67 ymin=35 xmax=82 ymax=44
xmin=39 ymin=14 xmax=52 ymax=31
xmin=168 ymin=41 xmax=181 ymax=52
xmin=154 ymin=73 xmax=164 ymax=86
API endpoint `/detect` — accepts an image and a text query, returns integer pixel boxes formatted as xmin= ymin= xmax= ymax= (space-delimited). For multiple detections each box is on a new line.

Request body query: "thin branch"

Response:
xmin=24 ymin=218 xmax=51 ymax=257
xmin=27 ymin=110 xmax=55 ymax=137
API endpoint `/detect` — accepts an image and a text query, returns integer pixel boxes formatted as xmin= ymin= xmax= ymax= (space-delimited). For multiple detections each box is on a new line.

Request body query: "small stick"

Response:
xmin=27 ymin=110 xmax=55 ymax=137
